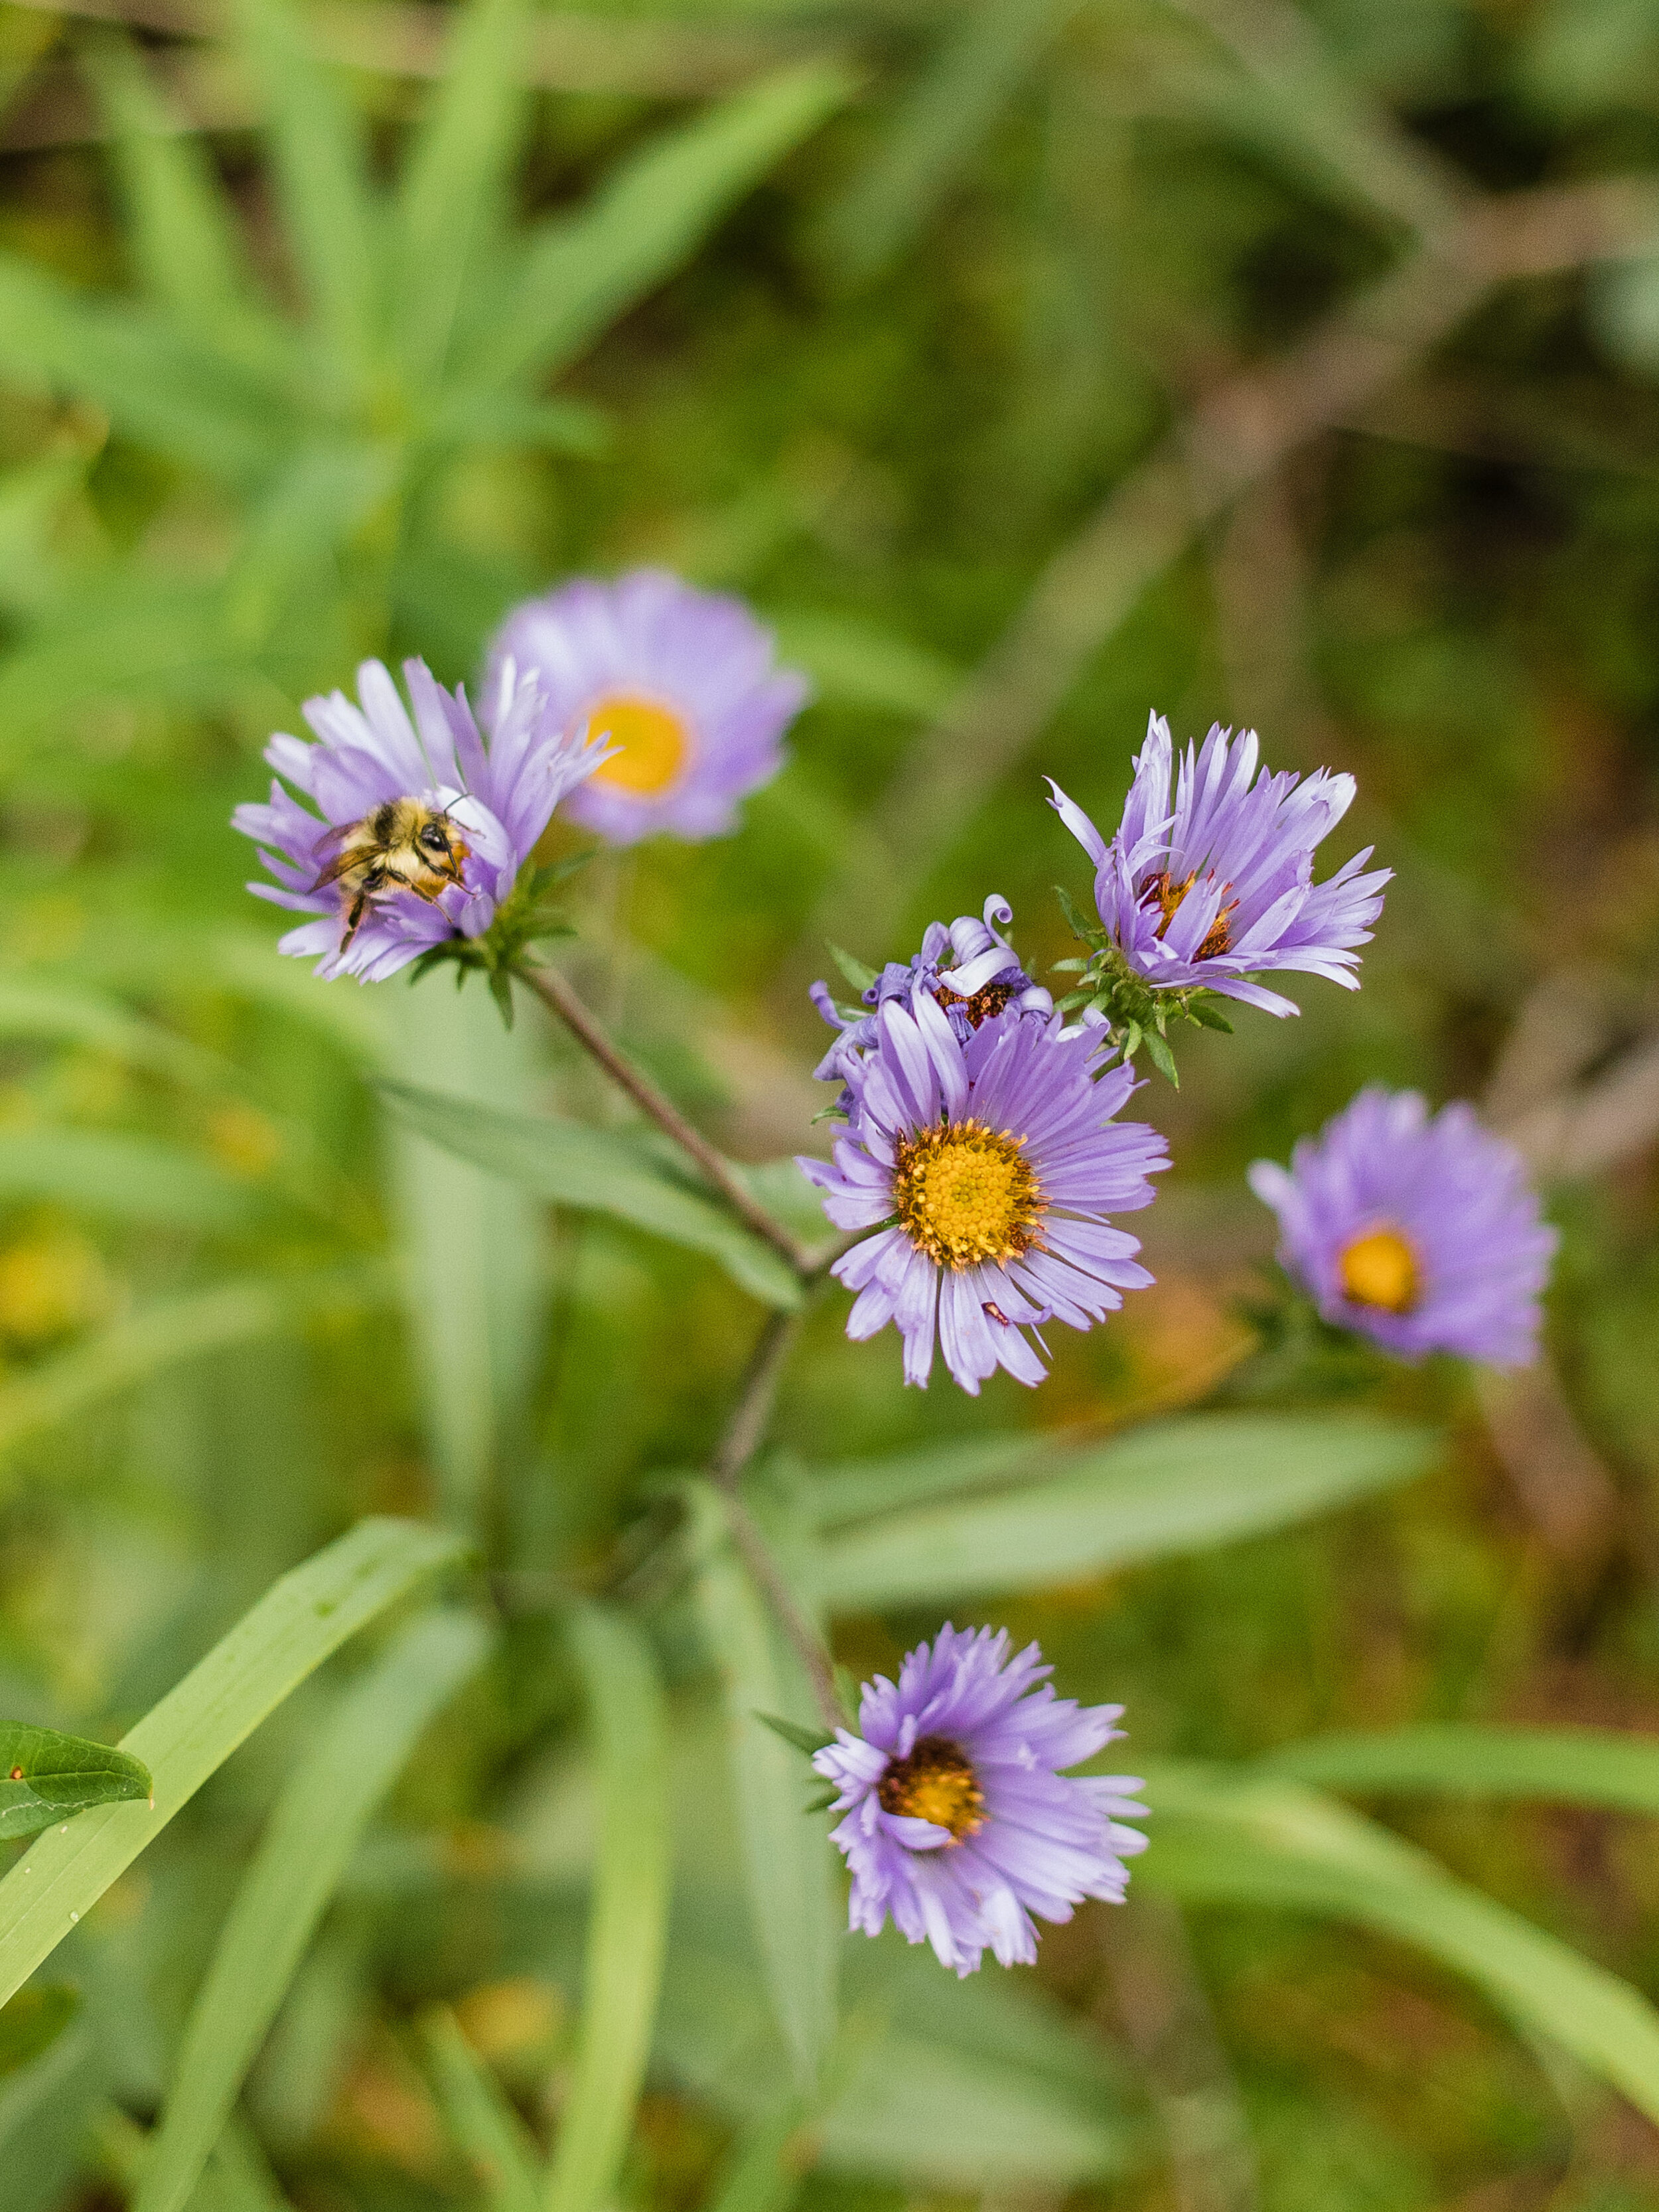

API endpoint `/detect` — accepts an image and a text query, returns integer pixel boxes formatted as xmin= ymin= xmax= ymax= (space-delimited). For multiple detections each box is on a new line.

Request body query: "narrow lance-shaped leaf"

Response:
xmin=822 ymin=0 xmax=1078 ymax=282
xmin=0 ymin=1724 xmax=151 ymax=1842
xmin=543 ymin=1603 xmax=671 ymax=2212
xmin=688 ymin=1482 xmax=838 ymax=2089
xmin=230 ymin=0 xmax=378 ymax=375
xmin=0 ymin=1516 xmax=468 ymax=2007
xmin=1266 ymin=1722 xmax=1659 ymax=1815
xmin=1143 ymin=1759 xmax=1659 ymax=2126
xmin=419 ymin=2004 xmax=542 ymax=2212
xmin=809 ymin=1414 xmax=1439 ymax=1610
xmin=466 ymin=60 xmax=855 ymax=394
xmin=392 ymin=0 xmax=532 ymax=386
xmin=86 ymin=34 xmax=252 ymax=336
xmin=378 ymin=1081 xmax=803 ymax=1311
xmin=0 ymin=258 xmax=286 ymax=486
xmin=134 ymin=1609 xmax=492 ymax=2212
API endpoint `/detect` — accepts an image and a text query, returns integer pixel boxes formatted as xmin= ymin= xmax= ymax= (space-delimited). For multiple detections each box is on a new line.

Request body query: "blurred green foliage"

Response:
xmin=2 ymin=0 xmax=1659 ymax=2205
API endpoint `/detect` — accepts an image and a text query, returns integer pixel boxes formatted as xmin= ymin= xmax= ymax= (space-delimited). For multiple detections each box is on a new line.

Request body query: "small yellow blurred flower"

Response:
xmin=0 ymin=1230 xmax=113 ymax=1345
xmin=206 ymin=1102 xmax=284 ymax=1178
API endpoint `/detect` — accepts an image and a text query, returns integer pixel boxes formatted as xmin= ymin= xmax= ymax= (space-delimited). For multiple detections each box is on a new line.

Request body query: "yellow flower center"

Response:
xmin=587 ymin=694 xmax=691 ymax=796
xmin=1338 ymin=1224 xmax=1420 ymax=1314
xmin=877 ymin=1735 xmax=985 ymax=1841
xmin=891 ymin=1118 xmax=1045 ymax=1270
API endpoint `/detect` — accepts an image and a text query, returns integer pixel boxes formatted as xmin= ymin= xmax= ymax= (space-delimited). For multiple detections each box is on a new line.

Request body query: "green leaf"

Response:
xmin=384 ymin=990 xmax=550 ymax=1540
xmin=392 ymin=0 xmax=531 ymax=386
xmin=0 ymin=1722 xmax=152 ymax=1840
xmin=1143 ymin=1759 xmax=1659 ymax=2126
xmin=0 ymin=581 xmax=239 ymax=745
xmin=824 ymin=942 xmax=879 ymax=995
xmin=810 ymin=1414 xmax=1439 ymax=1611
xmin=1187 ymin=995 xmax=1235 ymax=1034
xmin=0 ymin=1516 xmax=467 ymax=2007
xmin=545 ymin=1603 xmax=671 ymax=2212
xmin=0 ymin=258 xmax=287 ymax=484
xmin=0 ymin=1262 xmax=399 ymax=1487
xmin=820 ymin=0 xmax=1078 ymax=282
xmin=1140 ymin=1025 xmax=1179 ymax=1086
xmin=805 ymin=1430 xmax=1056 ymax=1528
xmin=418 ymin=2003 xmax=543 ymax=2212
xmin=376 ymin=1080 xmax=802 ymax=1311
xmin=753 ymin=1711 xmax=835 ymax=1759
xmin=1265 ymin=1724 xmax=1659 ymax=1814
xmin=688 ymin=1483 xmax=837 ymax=2089
xmin=87 ymin=34 xmax=254 ymax=337
xmin=465 ymin=60 xmax=855 ymax=393
xmin=231 ymin=0 xmax=378 ymax=374
xmin=134 ymin=1609 xmax=491 ymax=2212
xmin=0 ymin=1128 xmax=271 ymax=1234
xmin=703 ymin=2094 xmax=808 ymax=2212
xmin=222 ymin=440 xmax=399 ymax=646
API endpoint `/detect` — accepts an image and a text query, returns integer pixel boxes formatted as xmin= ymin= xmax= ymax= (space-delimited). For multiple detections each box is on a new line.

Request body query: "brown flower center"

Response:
xmin=891 ymin=1118 xmax=1045 ymax=1270
xmin=1338 ymin=1224 xmax=1419 ymax=1314
xmin=1143 ymin=869 xmax=1237 ymax=960
xmin=933 ymin=978 xmax=1017 ymax=1029
xmin=877 ymin=1735 xmax=985 ymax=1841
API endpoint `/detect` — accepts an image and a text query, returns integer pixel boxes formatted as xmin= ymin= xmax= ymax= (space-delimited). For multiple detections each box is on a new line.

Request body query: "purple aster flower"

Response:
xmin=1048 ymin=713 xmax=1392 ymax=1017
xmin=812 ymin=1625 xmax=1147 ymax=1977
xmin=810 ymin=895 xmax=1054 ymax=1087
xmin=798 ymin=993 xmax=1167 ymax=1393
xmin=233 ymin=658 xmax=607 ymax=984
xmin=1248 ymin=1087 xmax=1557 ymax=1366
xmin=484 ymin=569 xmax=809 ymax=846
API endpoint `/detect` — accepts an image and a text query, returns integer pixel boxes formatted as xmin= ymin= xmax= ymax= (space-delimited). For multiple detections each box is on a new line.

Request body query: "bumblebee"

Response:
xmin=310 ymin=798 xmax=473 ymax=946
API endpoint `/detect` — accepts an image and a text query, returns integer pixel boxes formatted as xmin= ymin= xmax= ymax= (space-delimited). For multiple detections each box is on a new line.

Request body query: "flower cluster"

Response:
xmin=235 ymin=574 xmax=1560 ymax=1984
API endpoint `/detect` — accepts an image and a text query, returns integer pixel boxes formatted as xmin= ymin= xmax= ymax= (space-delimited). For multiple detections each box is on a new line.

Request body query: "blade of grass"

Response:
xmin=543 ymin=1603 xmax=670 ymax=2212
xmin=0 ymin=256 xmax=288 ymax=483
xmin=1143 ymin=1759 xmax=1659 ymax=2124
xmin=810 ymin=1415 xmax=1439 ymax=1609
xmin=392 ymin=0 xmax=530 ymax=386
xmin=419 ymin=2002 xmax=543 ymax=2212
xmin=465 ymin=59 xmax=854 ymax=394
xmin=134 ymin=1609 xmax=491 ymax=2212
xmin=0 ymin=1516 xmax=468 ymax=2006
xmin=230 ymin=0 xmax=378 ymax=374
xmin=86 ymin=33 xmax=250 ymax=332
xmin=1265 ymin=1723 xmax=1659 ymax=1814
xmin=821 ymin=0 xmax=1076 ymax=281
xmin=378 ymin=1081 xmax=802 ymax=1311
xmin=687 ymin=1483 xmax=837 ymax=2090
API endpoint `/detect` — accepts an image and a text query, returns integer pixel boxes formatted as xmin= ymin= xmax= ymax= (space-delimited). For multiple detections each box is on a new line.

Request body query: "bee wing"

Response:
xmin=306 ymin=816 xmax=370 ymax=891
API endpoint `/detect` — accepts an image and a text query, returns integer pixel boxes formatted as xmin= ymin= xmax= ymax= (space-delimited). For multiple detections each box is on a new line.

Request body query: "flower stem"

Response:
xmin=516 ymin=962 xmax=815 ymax=1278
xmin=725 ymin=1493 xmax=843 ymax=1735
xmin=711 ymin=1308 xmax=802 ymax=1489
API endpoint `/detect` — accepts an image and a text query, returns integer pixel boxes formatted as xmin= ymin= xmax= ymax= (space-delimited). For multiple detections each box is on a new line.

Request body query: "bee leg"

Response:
xmin=339 ymin=865 xmax=389 ymax=947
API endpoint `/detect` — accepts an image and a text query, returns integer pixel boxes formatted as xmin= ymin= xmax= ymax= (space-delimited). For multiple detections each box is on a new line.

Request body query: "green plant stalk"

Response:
xmin=543 ymin=1603 xmax=670 ymax=2212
